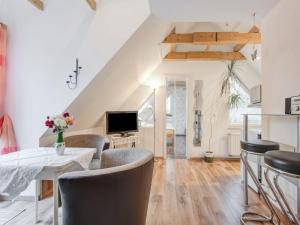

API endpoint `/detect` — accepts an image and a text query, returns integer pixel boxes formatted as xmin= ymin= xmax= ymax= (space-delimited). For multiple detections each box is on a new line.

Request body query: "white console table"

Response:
xmin=110 ymin=134 xmax=139 ymax=149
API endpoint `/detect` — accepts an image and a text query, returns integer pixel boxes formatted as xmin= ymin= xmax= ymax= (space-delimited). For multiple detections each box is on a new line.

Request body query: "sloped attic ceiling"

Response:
xmin=66 ymin=20 xmax=261 ymax=132
xmin=117 ymin=22 xmax=262 ymax=118
xmin=40 ymin=19 xmax=262 ymax=140
xmin=149 ymin=0 xmax=280 ymax=22
xmin=63 ymin=16 xmax=172 ymax=131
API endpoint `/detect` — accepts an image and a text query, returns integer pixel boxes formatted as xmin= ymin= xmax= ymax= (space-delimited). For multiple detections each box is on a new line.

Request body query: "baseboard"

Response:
xmin=155 ymin=156 xmax=240 ymax=161
xmin=214 ymin=156 xmax=240 ymax=161
xmin=189 ymin=156 xmax=240 ymax=161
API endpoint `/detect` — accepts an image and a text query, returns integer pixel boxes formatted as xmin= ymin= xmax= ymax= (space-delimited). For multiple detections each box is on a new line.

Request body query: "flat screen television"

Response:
xmin=106 ymin=111 xmax=138 ymax=135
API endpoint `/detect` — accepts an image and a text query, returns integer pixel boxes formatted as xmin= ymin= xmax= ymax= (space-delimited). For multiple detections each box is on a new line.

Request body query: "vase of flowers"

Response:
xmin=45 ymin=112 xmax=75 ymax=155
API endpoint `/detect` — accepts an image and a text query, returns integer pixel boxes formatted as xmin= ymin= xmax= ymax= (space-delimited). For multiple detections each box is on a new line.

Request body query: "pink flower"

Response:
xmin=45 ymin=120 xmax=54 ymax=128
xmin=44 ymin=113 xmax=75 ymax=132
xmin=63 ymin=112 xmax=70 ymax=118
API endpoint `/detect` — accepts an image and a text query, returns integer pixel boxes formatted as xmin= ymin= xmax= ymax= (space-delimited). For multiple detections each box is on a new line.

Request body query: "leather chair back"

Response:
xmin=64 ymin=134 xmax=105 ymax=159
xmin=58 ymin=149 xmax=154 ymax=225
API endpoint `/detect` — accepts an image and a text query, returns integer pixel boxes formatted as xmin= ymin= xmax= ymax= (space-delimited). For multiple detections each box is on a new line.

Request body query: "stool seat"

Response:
xmin=265 ymin=151 xmax=300 ymax=176
xmin=241 ymin=140 xmax=279 ymax=154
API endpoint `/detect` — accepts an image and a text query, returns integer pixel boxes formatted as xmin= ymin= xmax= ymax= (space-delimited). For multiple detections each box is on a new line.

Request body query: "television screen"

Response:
xmin=106 ymin=111 xmax=138 ymax=134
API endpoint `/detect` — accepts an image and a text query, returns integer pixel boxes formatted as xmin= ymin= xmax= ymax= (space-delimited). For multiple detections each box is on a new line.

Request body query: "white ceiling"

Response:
xmin=149 ymin=0 xmax=280 ymax=22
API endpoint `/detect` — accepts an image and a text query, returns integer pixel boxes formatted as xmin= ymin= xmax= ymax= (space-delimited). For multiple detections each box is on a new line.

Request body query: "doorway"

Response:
xmin=165 ymin=78 xmax=187 ymax=159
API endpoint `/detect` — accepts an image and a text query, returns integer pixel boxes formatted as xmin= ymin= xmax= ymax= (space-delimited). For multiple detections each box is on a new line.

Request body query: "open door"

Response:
xmin=165 ymin=78 xmax=187 ymax=159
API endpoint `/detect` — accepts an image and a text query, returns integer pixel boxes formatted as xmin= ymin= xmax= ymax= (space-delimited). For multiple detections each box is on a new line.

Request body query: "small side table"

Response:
xmin=110 ymin=134 xmax=139 ymax=149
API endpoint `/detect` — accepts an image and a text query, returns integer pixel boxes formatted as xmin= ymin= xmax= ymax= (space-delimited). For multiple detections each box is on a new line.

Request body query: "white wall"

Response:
xmin=150 ymin=60 xmax=260 ymax=158
xmin=261 ymin=0 xmax=300 ymax=147
xmin=261 ymin=0 xmax=300 ymax=211
xmin=64 ymin=16 xmax=172 ymax=131
xmin=0 ymin=0 xmax=150 ymax=149
xmin=119 ymin=85 xmax=153 ymax=111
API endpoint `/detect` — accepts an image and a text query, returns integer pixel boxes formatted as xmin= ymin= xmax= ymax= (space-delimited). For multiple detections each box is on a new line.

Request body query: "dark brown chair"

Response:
xmin=64 ymin=134 xmax=105 ymax=169
xmin=58 ymin=149 xmax=154 ymax=225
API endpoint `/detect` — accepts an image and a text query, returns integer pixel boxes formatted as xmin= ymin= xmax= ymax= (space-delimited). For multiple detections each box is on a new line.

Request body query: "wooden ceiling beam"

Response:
xmin=193 ymin=32 xmax=216 ymax=44
xmin=163 ymin=31 xmax=261 ymax=45
xmin=217 ymin=32 xmax=260 ymax=44
xmin=164 ymin=33 xmax=194 ymax=44
xmin=164 ymin=51 xmax=246 ymax=61
xmin=27 ymin=0 xmax=97 ymax=11
xmin=203 ymin=45 xmax=210 ymax=52
xmin=169 ymin=27 xmax=177 ymax=52
xmin=86 ymin=0 xmax=97 ymax=10
xmin=233 ymin=26 xmax=260 ymax=52
xmin=28 ymin=0 xmax=44 ymax=11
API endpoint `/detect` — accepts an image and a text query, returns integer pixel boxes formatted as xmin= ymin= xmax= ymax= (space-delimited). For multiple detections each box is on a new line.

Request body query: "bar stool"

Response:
xmin=240 ymin=140 xmax=280 ymax=225
xmin=265 ymin=151 xmax=300 ymax=225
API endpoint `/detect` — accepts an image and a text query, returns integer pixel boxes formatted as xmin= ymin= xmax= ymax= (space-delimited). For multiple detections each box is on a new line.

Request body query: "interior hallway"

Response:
xmin=174 ymin=135 xmax=186 ymax=158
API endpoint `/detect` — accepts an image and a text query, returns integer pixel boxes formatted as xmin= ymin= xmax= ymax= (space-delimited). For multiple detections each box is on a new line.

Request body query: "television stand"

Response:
xmin=119 ymin=132 xmax=134 ymax=137
xmin=110 ymin=134 xmax=139 ymax=149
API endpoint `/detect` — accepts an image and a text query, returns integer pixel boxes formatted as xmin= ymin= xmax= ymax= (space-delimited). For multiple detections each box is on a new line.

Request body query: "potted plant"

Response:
xmin=228 ymin=93 xmax=243 ymax=109
xmin=204 ymin=151 xmax=214 ymax=163
xmin=205 ymin=113 xmax=216 ymax=163
xmin=221 ymin=60 xmax=247 ymax=109
xmin=221 ymin=60 xmax=242 ymax=96
xmin=45 ymin=112 xmax=75 ymax=155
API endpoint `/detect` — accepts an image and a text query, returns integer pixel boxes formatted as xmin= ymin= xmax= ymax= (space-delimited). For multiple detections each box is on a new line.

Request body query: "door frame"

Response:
xmin=164 ymin=75 xmax=189 ymax=159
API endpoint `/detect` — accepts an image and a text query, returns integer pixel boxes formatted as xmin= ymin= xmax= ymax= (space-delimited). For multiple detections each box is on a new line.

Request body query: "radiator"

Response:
xmin=228 ymin=132 xmax=241 ymax=156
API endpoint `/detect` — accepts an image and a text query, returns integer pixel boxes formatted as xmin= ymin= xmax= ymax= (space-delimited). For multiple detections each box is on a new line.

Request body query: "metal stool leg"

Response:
xmin=243 ymin=151 xmax=249 ymax=206
xmin=265 ymin=168 xmax=292 ymax=224
xmin=258 ymin=157 xmax=263 ymax=199
xmin=240 ymin=150 xmax=280 ymax=225
xmin=265 ymin=167 xmax=300 ymax=225
xmin=274 ymin=174 xmax=300 ymax=225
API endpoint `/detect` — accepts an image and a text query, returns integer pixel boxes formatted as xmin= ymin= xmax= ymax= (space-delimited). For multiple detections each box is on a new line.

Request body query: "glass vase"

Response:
xmin=55 ymin=131 xmax=65 ymax=155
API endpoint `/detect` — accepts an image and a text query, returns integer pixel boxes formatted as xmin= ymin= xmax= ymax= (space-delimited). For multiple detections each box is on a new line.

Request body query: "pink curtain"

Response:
xmin=0 ymin=23 xmax=17 ymax=154
xmin=0 ymin=23 xmax=6 ymax=113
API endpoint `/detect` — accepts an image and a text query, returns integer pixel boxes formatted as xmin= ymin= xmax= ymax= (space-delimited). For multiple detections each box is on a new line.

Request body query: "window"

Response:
xmin=229 ymin=80 xmax=261 ymax=124
xmin=138 ymin=94 xmax=154 ymax=127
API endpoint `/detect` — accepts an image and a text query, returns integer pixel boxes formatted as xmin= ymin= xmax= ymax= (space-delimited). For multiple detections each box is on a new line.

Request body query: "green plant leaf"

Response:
xmin=228 ymin=93 xmax=243 ymax=109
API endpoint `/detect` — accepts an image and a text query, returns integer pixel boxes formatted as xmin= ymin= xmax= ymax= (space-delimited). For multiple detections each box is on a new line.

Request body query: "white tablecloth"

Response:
xmin=0 ymin=148 xmax=96 ymax=198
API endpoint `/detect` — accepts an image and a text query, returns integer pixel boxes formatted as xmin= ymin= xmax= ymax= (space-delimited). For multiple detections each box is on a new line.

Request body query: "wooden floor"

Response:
xmin=0 ymin=159 xmax=288 ymax=225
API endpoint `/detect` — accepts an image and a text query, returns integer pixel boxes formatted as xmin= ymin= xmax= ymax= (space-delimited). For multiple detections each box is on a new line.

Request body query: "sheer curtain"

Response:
xmin=0 ymin=23 xmax=17 ymax=154
xmin=0 ymin=23 xmax=6 ymax=114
